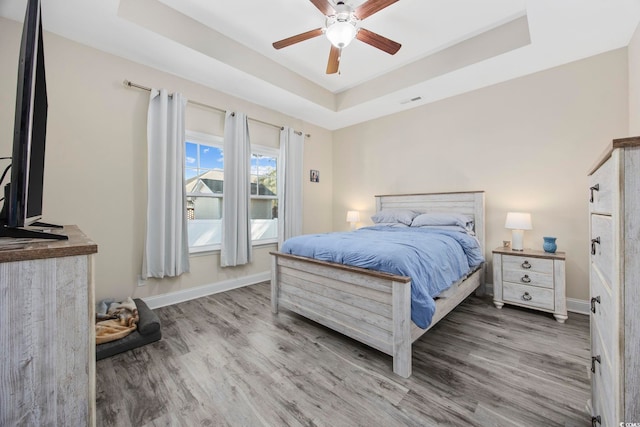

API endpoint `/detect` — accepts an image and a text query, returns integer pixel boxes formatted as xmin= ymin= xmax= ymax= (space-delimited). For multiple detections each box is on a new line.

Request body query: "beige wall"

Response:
xmin=332 ymin=49 xmax=629 ymax=301
xmin=629 ymin=22 xmax=640 ymax=135
xmin=0 ymin=17 xmax=333 ymax=302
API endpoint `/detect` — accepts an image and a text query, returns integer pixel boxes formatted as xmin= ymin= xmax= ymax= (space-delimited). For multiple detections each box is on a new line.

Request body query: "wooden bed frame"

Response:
xmin=270 ymin=191 xmax=485 ymax=378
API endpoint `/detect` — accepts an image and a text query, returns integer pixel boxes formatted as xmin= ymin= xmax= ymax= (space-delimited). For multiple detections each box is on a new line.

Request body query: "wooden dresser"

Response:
xmin=0 ymin=225 xmax=97 ymax=426
xmin=588 ymin=137 xmax=640 ymax=425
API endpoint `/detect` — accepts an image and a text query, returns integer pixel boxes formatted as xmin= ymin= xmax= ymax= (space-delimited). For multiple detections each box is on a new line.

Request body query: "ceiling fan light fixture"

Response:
xmin=272 ymin=0 xmax=401 ymax=74
xmin=326 ymin=20 xmax=357 ymax=48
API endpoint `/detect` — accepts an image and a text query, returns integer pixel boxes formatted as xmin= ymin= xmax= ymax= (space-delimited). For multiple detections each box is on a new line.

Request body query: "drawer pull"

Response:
xmin=521 ymin=275 xmax=531 ymax=284
xmin=522 ymin=292 xmax=532 ymax=301
xmin=591 ymin=415 xmax=601 ymax=426
xmin=591 ymin=355 xmax=601 ymax=373
xmin=589 ymin=184 xmax=599 ymax=203
xmin=591 ymin=237 xmax=600 ymax=255
xmin=590 ymin=296 xmax=601 ymax=313
xmin=521 ymin=260 xmax=531 ymax=269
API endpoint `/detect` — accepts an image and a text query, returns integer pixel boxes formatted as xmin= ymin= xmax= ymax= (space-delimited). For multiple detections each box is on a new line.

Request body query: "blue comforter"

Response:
xmin=281 ymin=226 xmax=484 ymax=328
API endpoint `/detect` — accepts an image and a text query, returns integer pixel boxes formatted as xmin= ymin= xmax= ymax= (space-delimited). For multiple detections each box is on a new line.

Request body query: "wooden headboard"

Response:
xmin=374 ymin=191 xmax=486 ymax=259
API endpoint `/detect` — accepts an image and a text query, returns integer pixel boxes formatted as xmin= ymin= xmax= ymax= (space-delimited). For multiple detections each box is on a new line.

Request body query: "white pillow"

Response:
xmin=371 ymin=209 xmax=418 ymax=226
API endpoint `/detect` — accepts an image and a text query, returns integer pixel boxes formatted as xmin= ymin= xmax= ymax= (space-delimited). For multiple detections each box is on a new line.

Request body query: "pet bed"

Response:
xmin=96 ymin=298 xmax=161 ymax=360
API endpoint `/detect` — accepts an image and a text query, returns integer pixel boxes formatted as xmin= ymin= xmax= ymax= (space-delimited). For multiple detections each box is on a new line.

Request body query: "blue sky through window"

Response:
xmin=251 ymin=155 xmax=276 ymax=174
xmin=185 ymin=141 xmax=276 ymax=180
xmin=185 ymin=141 xmax=224 ymax=179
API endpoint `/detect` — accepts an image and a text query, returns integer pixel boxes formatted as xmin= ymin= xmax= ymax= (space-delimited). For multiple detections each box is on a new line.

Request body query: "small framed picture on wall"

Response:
xmin=310 ymin=170 xmax=319 ymax=183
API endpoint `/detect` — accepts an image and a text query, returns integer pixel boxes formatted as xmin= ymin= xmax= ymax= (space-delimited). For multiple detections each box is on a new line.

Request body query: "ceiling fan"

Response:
xmin=272 ymin=0 xmax=402 ymax=74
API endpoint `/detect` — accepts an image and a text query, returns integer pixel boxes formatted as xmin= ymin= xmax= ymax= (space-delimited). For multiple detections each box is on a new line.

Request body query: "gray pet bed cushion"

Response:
xmin=96 ymin=298 xmax=161 ymax=360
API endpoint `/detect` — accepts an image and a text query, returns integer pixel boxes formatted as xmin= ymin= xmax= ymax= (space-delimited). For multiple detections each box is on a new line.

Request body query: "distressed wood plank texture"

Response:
xmin=95 ymin=282 xmax=591 ymax=426
xmin=0 ymin=225 xmax=96 ymax=426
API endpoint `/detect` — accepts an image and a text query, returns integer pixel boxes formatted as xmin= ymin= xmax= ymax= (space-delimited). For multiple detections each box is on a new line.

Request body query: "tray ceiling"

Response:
xmin=1 ymin=0 xmax=639 ymax=130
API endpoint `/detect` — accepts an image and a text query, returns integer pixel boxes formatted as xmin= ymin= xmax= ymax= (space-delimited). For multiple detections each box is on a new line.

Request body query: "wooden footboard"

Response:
xmin=271 ymin=252 xmax=483 ymax=378
xmin=271 ymin=252 xmax=414 ymax=377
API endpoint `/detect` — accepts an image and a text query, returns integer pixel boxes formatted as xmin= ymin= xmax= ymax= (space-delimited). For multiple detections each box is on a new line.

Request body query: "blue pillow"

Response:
xmin=413 ymin=225 xmax=473 ymax=234
xmin=410 ymin=213 xmax=474 ymax=231
xmin=371 ymin=209 xmax=418 ymax=226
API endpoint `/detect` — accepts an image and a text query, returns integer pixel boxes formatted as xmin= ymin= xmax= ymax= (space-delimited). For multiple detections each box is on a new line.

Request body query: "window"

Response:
xmin=185 ymin=131 xmax=224 ymax=252
xmin=250 ymin=147 xmax=278 ymax=243
xmin=185 ymin=131 xmax=279 ymax=253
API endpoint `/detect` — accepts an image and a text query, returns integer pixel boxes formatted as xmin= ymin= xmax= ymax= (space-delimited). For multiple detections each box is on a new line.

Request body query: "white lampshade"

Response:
xmin=326 ymin=21 xmax=357 ymax=48
xmin=505 ymin=212 xmax=532 ymax=230
xmin=505 ymin=212 xmax=532 ymax=251
xmin=346 ymin=210 xmax=360 ymax=223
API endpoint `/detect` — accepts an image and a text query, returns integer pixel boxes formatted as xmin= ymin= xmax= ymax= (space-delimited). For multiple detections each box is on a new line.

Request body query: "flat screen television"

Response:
xmin=0 ymin=0 xmax=66 ymax=240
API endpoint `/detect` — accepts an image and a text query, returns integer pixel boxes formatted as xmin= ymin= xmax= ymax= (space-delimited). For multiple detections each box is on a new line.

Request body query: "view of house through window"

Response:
xmin=185 ymin=131 xmax=278 ymax=252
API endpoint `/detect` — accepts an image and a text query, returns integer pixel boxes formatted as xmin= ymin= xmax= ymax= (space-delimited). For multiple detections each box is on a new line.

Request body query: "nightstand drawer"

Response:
xmin=502 ymin=255 xmax=553 ymax=275
xmin=502 ymin=282 xmax=554 ymax=311
xmin=502 ymin=269 xmax=553 ymax=289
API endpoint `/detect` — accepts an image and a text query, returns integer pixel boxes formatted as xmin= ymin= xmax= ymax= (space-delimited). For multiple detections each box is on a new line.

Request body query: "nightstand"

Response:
xmin=492 ymin=246 xmax=567 ymax=323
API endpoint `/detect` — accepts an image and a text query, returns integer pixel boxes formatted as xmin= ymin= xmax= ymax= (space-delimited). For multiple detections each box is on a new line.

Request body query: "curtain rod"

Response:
xmin=123 ymin=80 xmax=310 ymax=138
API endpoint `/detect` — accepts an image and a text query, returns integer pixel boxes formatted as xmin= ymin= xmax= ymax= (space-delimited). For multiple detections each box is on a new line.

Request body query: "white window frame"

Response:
xmin=250 ymin=145 xmax=279 ymax=246
xmin=185 ymin=131 xmax=280 ymax=254
xmin=185 ymin=130 xmax=224 ymax=254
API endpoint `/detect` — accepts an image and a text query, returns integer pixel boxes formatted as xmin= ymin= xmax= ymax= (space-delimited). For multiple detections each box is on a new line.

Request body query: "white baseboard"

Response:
xmin=482 ymin=283 xmax=590 ymax=315
xmin=483 ymin=282 xmax=493 ymax=296
xmin=142 ymin=271 xmax=270 ymax=310
xmin=566 ymin=298 xmax=590 ymax=315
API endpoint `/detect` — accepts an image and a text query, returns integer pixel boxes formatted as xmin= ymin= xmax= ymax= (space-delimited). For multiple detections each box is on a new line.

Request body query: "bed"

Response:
xmin=270 ymin=191 xmax=485 ymax=378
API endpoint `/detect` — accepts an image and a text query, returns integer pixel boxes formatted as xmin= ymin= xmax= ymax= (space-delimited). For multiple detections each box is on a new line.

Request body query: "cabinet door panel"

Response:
xmin=591 ymin=325 xmax=617 ymax=425
xmin=590 ymin=263 xmax=616 ymax=360
xmin=589 ymin=156 xmax=613 ymax=215
xmin=591 ymin=214 xmax=613 ymax=288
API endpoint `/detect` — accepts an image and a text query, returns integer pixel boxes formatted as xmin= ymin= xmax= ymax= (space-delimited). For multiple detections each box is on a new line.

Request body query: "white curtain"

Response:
xmin=142 ymin=89 xmax=190 ymax=279
xmin=278 ymin=127 xmax=304 ymax=248
xmin=221 ymin=111 xmax=252 ymax=266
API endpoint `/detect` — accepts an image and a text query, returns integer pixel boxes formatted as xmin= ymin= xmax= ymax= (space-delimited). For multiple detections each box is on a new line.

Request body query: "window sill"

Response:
xmin=253 ymin=240 xmax=277 ymax=248
xmin=189 ymin=245 xmax=220 ymax=257
xmin=188 ymin=240 xmax=277 ymax=257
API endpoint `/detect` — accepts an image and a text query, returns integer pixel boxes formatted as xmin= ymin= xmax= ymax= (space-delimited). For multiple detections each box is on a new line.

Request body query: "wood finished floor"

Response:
xmin=96 ymin=282 xmax=591 ymax=427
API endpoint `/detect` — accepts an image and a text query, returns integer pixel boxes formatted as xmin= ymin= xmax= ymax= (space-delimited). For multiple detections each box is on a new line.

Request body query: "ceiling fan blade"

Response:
xmin=309 ymin=0 xmax=335 ymax=16
xmin=326 ymin=45 xmax=340 ymax=74
xmin=354 ymin=0 xmax=399 ymax=20
xmin=273 ymin=28 xmax=324 ymax=50
xmin=356 ymin=28 xmax=401 ymax=55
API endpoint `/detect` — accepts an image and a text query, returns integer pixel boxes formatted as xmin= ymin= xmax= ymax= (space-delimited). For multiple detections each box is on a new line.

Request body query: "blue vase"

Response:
xmin=543 ymin=237 xmax=557 ymax=253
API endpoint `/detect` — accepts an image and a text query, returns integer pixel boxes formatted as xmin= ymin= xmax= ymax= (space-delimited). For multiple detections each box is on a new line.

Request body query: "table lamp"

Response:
xmin=346 ymin=210 xmax=360 ymax=230
xmin=505 ymin=212 xmax=532 ymax=251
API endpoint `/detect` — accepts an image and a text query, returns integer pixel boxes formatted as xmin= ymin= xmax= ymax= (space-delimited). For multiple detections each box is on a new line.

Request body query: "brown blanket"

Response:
xmin=96 ymin=298 xmax=139 ymax=345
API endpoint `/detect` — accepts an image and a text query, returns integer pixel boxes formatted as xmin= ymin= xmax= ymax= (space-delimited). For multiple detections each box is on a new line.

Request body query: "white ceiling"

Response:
xmin=1 ymin=0 xmax=639 ymax=130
